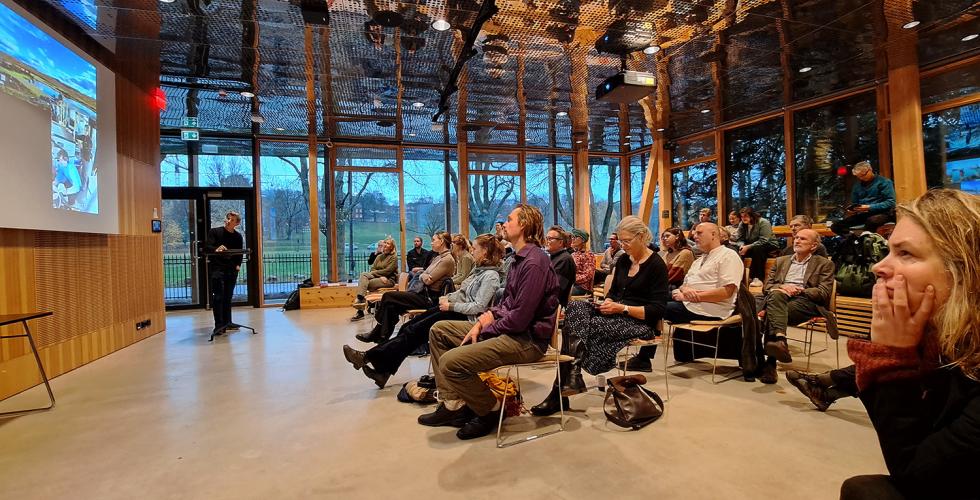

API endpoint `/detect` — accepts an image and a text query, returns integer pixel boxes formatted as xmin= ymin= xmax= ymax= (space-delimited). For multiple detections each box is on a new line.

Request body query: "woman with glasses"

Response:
xmin=659 ymin=227 xmax=695 ymax=287
xmin=531 ymin=216 xmax=669 ymax=416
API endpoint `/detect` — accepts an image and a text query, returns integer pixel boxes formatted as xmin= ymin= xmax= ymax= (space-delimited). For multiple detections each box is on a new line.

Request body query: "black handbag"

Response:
xmin=603 ymin=374 xmax=665 ymax=430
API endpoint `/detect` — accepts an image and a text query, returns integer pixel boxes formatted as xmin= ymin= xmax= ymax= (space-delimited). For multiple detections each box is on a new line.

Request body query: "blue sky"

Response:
xmin=0 ymin=2 xmax=96 ymax=100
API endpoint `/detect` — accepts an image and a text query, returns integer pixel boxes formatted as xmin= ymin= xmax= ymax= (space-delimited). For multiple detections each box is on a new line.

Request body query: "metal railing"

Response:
xmin=164 ymin=251 xmax=382 ymax=304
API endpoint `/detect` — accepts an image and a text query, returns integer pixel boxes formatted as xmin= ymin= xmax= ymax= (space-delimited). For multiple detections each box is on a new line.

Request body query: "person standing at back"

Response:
xmin=205 ymin=211 xmax=244 ymax=336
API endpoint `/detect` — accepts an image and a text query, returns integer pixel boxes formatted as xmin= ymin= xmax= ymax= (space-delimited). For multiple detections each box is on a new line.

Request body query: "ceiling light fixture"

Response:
xmin=556 ymin=111 xmax=568 ymax=117
xmin=408 ymin=133 xmax=416 ymax=137
xmin=622 ymin=142 xmax=630 ymax=146
xmin=624 ymin=135 xmax=632 ymax=139
xmin=575 ymin=140 xmax=583 ymax=144
xmin=643 ymin=45 xmax=661 ymax=55
xmin=656 ymin=127 xmax=665 ymax=132
xmin=700 ymin=109 xmax=710 ymax=114
xmin=432 ymin=19 xmax=451 ymax=31
xmin=962 ymin=34 xmax=979 ymax=42
xmin=799 ymin=66 xmax=812 ymax=73
xmin=159 ymin=0 xmax=176 ymax=3
xmin=412 ymin=102 xmax=425 ymax=108
xmin=902 ymin=20 xmax=920 ymax=29
xmin=240 ymin=91 xmax=255 ymax=98
xmin=274 ymin=127 xmax=285 ymax=131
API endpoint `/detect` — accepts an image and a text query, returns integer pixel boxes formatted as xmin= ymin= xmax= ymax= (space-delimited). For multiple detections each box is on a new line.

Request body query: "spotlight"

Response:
xmin=159 ymin=0 xmax=176 ymax=3
xmin=408 ymin=133 xmax=416 ymax=137
xmin=700 ymin=109 xmax=710 ymax=114
xmin=412 ymin=102 xmax=425 ymax=108
xmin=656 ymin=127 xmax=665 ymax=132
xmin=902 ymin=20 xmax=920 ymax=29
xmin=556 ymin=111 xmax=568 ymax=117
xmin=240 ymin=91 xmax=255 ymax=98
xmin=432 ymin=19 xmax=451 ymax=31
xmin=624 ymin=135 xmax=632 ymax=138
xmin=575 ymin=140 xmax=583 ymax=144
xmin=643 ymin=45 xmax=661 ymax=55
xmin=799 ymin=66 xmax=812 ymax=73
xmin=963 ymin=34 xmax=979 ymax=42
xmin=275 ymin=127 xmax=285 ymax=131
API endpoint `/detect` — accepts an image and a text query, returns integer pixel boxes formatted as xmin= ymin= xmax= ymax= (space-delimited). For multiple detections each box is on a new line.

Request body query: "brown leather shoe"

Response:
xmin=764 ymin=338 xmax=792 ymax=363
xmin=786 ymin=370 xmax=836 ymax=411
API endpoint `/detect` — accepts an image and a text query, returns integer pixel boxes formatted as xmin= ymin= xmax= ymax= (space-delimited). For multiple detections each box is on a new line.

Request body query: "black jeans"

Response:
xmin=744 ymin=243 xmax=778 ymax=281
xmin=638 ymin=300 xmax=722 ymax=359
xmin=365 ymin=309 xmax=466 ymax=374
xmin=829 ymin=364 xmax=859 ymax=397
xmin=210 ymin=267 xmax=238 ymax=329
xmin=839 ymin=475 xmax=905 ymax=500
xmin=371 ymin=291 xmax=433 ymax=341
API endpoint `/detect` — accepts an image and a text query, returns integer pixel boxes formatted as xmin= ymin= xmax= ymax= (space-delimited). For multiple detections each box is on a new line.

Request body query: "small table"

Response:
xmin=0 ymin=312 xmax=55 ymax=417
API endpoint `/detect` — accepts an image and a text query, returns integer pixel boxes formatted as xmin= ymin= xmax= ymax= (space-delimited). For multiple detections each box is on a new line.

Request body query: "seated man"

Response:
xmin=780 ymin=215 xmax=828 ymax=258
xmin=625 ymin=223 xmax=743 ymax=371
xmin=351 ymin=237 xmax=398 ymax=321
xmin=419 ymin=204 xmax=560 ymax=440
xmin=593 ymin=232 xmax=624 ymax=284
xmin=758 ymin=228 xmax=836 ymax=383
xmin=544 ymin=225 xmax=576 ymax=306
xmin=832 ymin=160 xmax=896 ymax=235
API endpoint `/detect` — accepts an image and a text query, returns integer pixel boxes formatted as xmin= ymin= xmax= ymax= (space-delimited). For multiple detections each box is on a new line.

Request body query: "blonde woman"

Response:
xmin=450 ymin=233 xmax=474 ymax=287
xmin=531 ymin=216 xmax=669 ymax=415
xmin=823 ymin=189 xmax=980 ymax=499
xmin=351 ymin=237 xmax=397 ymax=321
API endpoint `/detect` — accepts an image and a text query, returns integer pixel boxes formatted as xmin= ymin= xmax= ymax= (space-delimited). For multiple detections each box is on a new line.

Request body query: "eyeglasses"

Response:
xmin=619 ymin=237 xmax=635 ymax=246
xmin=545 ymin=236 xmax=562 ymax=241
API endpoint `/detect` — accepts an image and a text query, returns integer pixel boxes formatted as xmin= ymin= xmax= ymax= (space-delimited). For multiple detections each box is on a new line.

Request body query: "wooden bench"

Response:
xmin=772 ymin=223 xmax=835 ymax=238
xmin=300 ymin=285 xmax=358 ymax=309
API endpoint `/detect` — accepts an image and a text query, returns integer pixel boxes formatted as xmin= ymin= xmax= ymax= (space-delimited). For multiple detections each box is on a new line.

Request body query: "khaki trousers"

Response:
xmin=356 ymin=273 xmax=391 ymax=297
xmin=429 ymin=320 xmax=543 ymax=416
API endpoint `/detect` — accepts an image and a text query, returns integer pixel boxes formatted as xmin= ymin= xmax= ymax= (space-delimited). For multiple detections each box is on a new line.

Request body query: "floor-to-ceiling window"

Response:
xmin=726 ymin=118 xmax=787 ymax=224
xmin=588 ymin=156 xmax=621 ymax=252
xmin=526 ymin=153 xmax=574 ymax=230
xmin=671 ymin=161 xmax=718 ymax=231
xmin=466 ymin=152 xmax=521 ymax=235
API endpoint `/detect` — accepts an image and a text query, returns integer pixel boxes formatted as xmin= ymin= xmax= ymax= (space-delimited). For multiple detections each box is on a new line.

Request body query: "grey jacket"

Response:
xmin=445 ymin=265 xmax=503 ymax=320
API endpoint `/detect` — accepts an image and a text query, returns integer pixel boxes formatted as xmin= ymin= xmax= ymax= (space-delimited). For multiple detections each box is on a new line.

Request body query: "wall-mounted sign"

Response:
xmin=182 ymin=117 xmax=199 ymax=128
xmin=181 ymin=128 xmax=200 ymax=141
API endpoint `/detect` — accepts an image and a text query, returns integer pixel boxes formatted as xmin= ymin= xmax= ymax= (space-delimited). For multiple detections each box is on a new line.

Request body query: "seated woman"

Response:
xmin=531 ymin=216 xmax=669 ymax=416
xmin=837 ymin=189 xmax=980 ymax=500
xmin=350 ymin=237 xmax=398 ymax=321
xmin=343 ymin=234 xmax=503 ymax=388
xmin=736 ymin=206 xmax=781 ymax=284
xmin=569 ymin=228 xmax=595 ymax=296
xmin=355 ymin=231 xmax=456 ymax=343
xmin=659 ymin=227 xmax=695 ymax=287
xmin=450 ymin=234 xmax=474 ymax=288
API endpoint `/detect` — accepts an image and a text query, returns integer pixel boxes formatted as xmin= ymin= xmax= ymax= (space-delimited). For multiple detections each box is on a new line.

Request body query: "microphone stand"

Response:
xmin=204 ymin=248 xmax=259 ymax=342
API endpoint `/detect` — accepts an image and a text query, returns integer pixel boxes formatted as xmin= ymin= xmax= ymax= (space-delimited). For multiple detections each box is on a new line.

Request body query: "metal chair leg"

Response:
xmin=0 ymin=321 xmax=55 ymax=418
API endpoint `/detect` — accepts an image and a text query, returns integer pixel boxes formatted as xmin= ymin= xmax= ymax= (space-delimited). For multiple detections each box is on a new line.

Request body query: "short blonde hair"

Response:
xmin=899 ymin=189 xmax=980 ymax=378
xmin=615 ymin=216 xmax=652 ymax=248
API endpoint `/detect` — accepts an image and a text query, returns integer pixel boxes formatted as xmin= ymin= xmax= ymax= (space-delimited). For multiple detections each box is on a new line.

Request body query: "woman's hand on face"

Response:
xmin=598 ymin=299 xmax=621 ymax=315
xmin=871 ymin=275 xmax=935 ymax=348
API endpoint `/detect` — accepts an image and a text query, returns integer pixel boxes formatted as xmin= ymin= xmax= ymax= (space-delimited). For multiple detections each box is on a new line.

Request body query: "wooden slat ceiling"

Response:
xmin=42 ymin=0 xmax=980 ymax=150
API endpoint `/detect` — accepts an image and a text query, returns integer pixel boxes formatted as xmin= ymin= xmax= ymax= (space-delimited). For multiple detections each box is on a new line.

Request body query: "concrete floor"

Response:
xmin=0 ymin=307 xmax=886 ymax=499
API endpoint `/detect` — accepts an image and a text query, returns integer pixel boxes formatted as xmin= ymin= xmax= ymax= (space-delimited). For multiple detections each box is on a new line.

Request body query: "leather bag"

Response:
xmin=603 ymin=374 xmax=665 ymax=430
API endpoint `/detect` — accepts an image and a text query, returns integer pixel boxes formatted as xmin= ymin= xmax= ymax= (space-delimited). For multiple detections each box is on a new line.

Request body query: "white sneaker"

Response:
xmin=750 ymin=278 xmax=763 ymax=287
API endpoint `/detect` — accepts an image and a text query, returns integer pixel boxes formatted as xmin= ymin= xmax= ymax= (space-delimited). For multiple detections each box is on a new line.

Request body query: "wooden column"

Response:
xmin=884 ymin=0 xmax=926 ymax=201
xmin=573 ymin=148 xmax=591 ymax=231
xmin=304 ymin=27 xmax=320 ymax=285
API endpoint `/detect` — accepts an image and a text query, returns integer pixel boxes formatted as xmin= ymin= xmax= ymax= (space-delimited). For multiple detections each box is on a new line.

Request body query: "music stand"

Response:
xmin=203 ymin=248 xmax=259 ymax=342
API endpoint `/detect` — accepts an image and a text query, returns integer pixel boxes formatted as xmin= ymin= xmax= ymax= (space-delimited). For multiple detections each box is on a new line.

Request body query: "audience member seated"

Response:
xmin=780 ymin=215 xmax=828 ymax=258
xmin=594 ymin=232 xmax=625 ymax=284
xmin=569 ymin=228 xmax=595 ymax=295
xmin=724 ymin=210 xmax=742 ymax=245
xmin=831 ymin=160 xmax=896 ymax=235
xmin=832 ymin=189 xmax=979 ymax=499
xmin=450 ymin=234 xmax=474 ymax=288
xmin=342 ymin=234 xmax=503 ymax=388
xmin=366 ymin=239 xmax=384 ymax=266
xmin=785 ymin=365 xmax=858 ymax=412
xmin=420 ymin=204 xmax=559 ymax=440
xmin=834 ymin=219 xmax=889 ymax=298
xmin=544 ymin=225 xmax=576 ymax=306
xmin=659 ymin=227 xmax=695 ymax=287
xmin=625 ymin=223 xmax=743 ymax=371
xmin=736 ymin=207 xmax=781 ymax=285
xmin=531 ymin=216 xmax=668 ymax=416
xmin=355 ymin=231 xmax=456 ymax=343
xmin=756 ymin=229 xmax=836 ymax=384
xmin=351 ymin=237 xmax=399 ymax=321
xmin=719 ymin=226 xmax=740 ymax=252
xmin=406 ymin=236 xmax=434 ymax=271
xmin=697 ymin=207 xmax=713 ymax=225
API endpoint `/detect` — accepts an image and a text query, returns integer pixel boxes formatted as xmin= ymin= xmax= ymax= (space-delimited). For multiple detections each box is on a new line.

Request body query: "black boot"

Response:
xmin=531 ymin=384 xmax=569 ymax=417
xmin=355 ymin=325 xmax=383 ymax=343
xmin=559 ymin=332 xmax=587 ymax=396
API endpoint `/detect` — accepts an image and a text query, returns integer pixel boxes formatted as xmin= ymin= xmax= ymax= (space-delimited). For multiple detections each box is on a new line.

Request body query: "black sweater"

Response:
xmin=406 ymin=247 xmax=433 ymax=270
xmin=549 ymin=248 xmax=576 ymax=306
xmin=205 ymin=227 xmax=244 ymax=271
xmin=606 ymin=251 xmax=669 ymax=329
xmin=860 ymin=367 xmax=980 ymax=499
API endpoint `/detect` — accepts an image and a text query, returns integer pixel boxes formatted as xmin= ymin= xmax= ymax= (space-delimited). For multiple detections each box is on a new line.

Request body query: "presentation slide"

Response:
xmin=0 ymin=0 xmax=117 ymax=234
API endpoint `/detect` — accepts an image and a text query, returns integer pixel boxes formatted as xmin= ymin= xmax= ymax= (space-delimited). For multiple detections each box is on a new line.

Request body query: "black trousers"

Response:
xmin=829 ymin=364 xmax=859 ymax=397
xmin=210 ymin=268 xmax=238 ymax=329
xmin=365 ymin=309 xmax=466 ymax=374
xmin=839 ymin=475 xmax=905 ymax=500
xmin=638 ymin=300 xmax=722 ymax=359
xmin=372 ymin=291 xmax=433 ymax=341
xmin=745 ymin=243 xmax=779 ymax=281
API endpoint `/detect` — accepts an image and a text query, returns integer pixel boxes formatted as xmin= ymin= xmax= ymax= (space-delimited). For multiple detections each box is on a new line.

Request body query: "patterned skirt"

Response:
xmin=565 ymin=300 xmax=656 ymax=375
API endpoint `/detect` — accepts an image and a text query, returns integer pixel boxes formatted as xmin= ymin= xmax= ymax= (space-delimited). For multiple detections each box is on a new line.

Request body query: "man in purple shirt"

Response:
xmin=419 ymin=204 xmax=560 ymax=440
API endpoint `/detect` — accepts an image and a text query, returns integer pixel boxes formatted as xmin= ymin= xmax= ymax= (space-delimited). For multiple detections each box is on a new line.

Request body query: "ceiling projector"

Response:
xmin=596 ymin=71 xmax=656 ymax=103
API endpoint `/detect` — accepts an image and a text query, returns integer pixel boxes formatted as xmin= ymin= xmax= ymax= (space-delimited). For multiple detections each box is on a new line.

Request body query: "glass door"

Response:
xmin=163 ymin=187 xmax=258 ymax=310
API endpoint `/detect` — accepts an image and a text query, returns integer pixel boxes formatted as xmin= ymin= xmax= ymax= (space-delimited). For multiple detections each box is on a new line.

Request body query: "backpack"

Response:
xmin=282 ymin=290 xmax=300 ymax=311
xmin=834 ymin=233 xmax=888 ymax=298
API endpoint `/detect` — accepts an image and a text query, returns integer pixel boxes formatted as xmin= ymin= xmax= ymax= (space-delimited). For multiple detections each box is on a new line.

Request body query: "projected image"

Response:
xmin=0 ymin=2 xmax=99 ymax=214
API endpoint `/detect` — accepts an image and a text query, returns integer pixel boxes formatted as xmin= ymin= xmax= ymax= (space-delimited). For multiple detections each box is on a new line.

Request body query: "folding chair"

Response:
xmin=663 ymin=313 xmax=744 ymax=385
xmin=494 ymin=306 xmax=572 ymax=448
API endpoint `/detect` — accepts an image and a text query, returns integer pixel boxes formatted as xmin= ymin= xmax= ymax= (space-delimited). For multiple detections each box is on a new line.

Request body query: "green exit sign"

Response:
xmin=182 ymin=117 xmax=199 ymax=128
xmin=181 ymin=128 xmax=200 ymax=141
